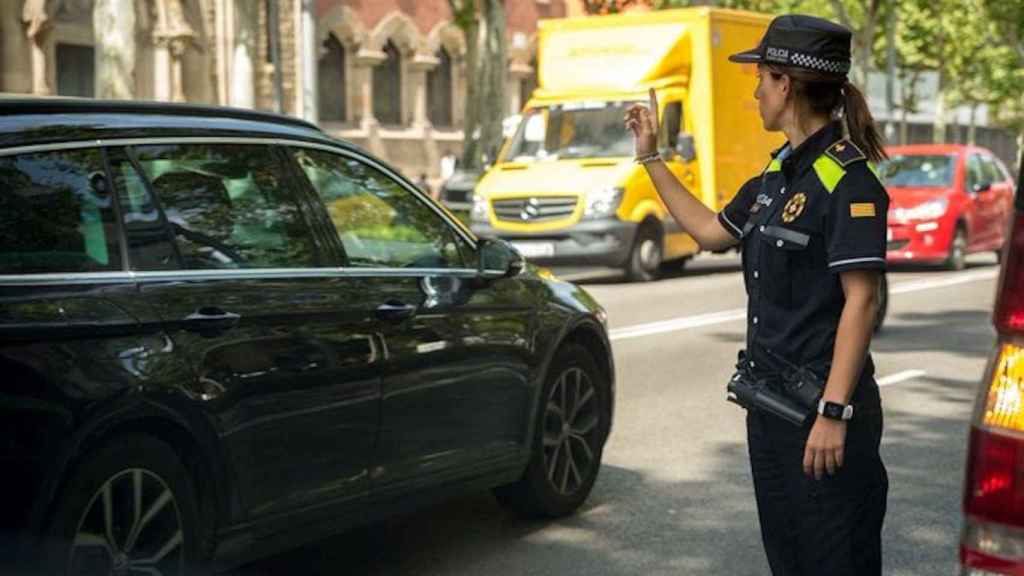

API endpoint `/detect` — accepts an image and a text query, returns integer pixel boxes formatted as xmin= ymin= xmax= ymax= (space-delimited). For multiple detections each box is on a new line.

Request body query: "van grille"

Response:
xmin=492 ymin=196 xmax=578 ymax=223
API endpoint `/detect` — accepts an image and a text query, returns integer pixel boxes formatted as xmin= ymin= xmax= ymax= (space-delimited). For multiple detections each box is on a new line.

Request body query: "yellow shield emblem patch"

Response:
xmin=782 ymin=193 xmax=807 ymax=223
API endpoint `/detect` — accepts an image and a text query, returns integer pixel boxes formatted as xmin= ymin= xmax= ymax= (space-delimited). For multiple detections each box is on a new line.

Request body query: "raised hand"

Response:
xmin=624 ymin=88 xmax=660 ymax=158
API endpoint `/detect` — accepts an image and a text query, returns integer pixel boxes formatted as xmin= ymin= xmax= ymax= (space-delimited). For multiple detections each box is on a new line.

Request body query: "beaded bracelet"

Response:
xmin=634 ymin=152 xmax=662 ymax=165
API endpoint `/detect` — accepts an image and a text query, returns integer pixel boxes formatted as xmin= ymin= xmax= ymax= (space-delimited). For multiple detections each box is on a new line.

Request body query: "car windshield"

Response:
xmin=879 ymin=154 xmax=956 ymax=187
xmin=501 ymin=101 xmax=639 ymax=162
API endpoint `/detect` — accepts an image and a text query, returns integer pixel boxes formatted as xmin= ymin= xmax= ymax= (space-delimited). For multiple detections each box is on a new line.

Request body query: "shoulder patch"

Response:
xmin=824 ymin=139 xmax=866 ymax=167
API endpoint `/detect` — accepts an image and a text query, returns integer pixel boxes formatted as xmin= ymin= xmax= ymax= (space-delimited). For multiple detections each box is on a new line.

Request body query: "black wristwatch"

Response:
xmin=817 ymin=399 xmax=854 ymax=421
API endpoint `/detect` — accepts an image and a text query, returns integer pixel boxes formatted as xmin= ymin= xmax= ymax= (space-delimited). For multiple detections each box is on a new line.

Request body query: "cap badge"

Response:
xmin=782 ymin=193 xmax=807 ymax=223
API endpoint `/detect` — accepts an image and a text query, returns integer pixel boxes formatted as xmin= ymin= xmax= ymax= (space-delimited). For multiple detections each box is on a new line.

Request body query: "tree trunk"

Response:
xmin=967 ymin=104 xmax=977 ymax=145
xmin=461 ymin=0 xmax=507 ymax=171
xmin=933 ymin=70 xmax=948 ymax=144
xmin=94 ymin=0 xmax=136 ymax=98
xmin=460 ymin=11 xmax=482 ymax=169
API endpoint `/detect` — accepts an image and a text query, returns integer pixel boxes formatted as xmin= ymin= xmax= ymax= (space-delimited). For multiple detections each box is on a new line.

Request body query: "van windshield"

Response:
xmin=502 ymin=101 xmax=640 ymax=162
xmin=879 ymin=155 xmax=956 ymax=188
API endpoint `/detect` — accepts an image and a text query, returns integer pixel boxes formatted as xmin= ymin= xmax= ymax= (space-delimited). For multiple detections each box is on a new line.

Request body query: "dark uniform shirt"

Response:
xmin=717 ymin=122 xmax=889 ymax=395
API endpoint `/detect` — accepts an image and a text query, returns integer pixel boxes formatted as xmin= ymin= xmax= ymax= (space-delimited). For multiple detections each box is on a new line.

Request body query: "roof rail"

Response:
xmin=0 ymin=97 xmax=321 ymax=132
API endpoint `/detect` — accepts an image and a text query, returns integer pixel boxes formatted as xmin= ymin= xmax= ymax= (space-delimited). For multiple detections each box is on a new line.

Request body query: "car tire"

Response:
xmin=493 ymin=343 xmax=609 ymax=518
xmin=43 ymin=436 xmax=203 ymax=576
xmin=873 ymin=273 xmax=889 ymax=333
xmin=625 ymin=224 xmax=663 ymax=282
xmin=944 ymin=227 xmax=967 ymax=271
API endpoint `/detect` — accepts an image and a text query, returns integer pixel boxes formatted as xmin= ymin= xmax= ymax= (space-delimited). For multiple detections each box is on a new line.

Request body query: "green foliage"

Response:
xmin=638 ymin=0 xmax=1024 ymax=133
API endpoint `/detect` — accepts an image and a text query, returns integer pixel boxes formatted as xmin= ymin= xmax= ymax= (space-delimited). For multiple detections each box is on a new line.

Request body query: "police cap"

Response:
xmin=729 ymin=14 xmax=852 ymax=77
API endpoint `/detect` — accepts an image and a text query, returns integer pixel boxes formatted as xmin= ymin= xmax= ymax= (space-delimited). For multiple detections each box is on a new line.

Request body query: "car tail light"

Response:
xmin=962 ymin=175 xmax=1024 ymax=574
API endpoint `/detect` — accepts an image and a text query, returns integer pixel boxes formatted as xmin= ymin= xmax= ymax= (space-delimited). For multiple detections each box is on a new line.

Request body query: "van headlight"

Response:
xmin=584 ymin=187 xmax=624 ymax=219
xmin=896 ymin=198 xmax=948 ymax=221
xmin=471 ymin=194 xmax=489 ymax=222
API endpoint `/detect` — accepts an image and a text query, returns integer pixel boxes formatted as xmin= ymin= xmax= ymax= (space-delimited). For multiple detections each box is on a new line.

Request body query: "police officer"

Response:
xmin=626 ymin=14 xmax=888 ymax=576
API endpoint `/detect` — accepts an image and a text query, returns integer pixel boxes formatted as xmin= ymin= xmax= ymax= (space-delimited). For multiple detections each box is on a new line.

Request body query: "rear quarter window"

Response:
xmin=0 ymin=149 xmax=121 ymax=274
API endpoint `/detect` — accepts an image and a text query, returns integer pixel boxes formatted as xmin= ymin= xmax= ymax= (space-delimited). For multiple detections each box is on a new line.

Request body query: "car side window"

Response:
xmin=132 ymin=144 xmax=319 ymax=270
xmin=966 ymin=155 xmax=986 ymax=193
xmin=291 ymin=148 xmax=469 ymax=269
xmin=981 ymin=157 xmax=1004 ymax=185
xmin=0 ymin=148 xmax=121 ymax=274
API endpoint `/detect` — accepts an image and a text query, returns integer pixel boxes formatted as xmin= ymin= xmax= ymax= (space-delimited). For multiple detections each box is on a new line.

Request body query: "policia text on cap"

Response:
xmin=625 ymin=14 xmax=889 ymax=576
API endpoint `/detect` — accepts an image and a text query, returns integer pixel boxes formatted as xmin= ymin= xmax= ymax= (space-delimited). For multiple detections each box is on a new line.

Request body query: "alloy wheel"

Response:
xmin=542 ymin=366 xmax=601 ymax=496
xmin=68 ymin=469 xmax=185 ymax=576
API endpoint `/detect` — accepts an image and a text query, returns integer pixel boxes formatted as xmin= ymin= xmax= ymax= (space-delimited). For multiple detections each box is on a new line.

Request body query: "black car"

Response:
xmin=0 ymin=100 xmax=615 ymax=574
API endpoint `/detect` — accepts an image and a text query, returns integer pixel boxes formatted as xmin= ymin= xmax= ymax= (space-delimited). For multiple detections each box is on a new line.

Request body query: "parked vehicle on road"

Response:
xmin=470 ymin=8 xmax=782 ymax=282
xmin=960 ymin=151 xmax=1024 ymax=574
xmin=0 ymin=99 xmax=615 ymax=575
xmin=881 ymin=144 xmax=1015 ymax=270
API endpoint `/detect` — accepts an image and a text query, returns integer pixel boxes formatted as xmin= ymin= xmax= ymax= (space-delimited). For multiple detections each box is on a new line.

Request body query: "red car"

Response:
xmin=881 ymin=144 xmax=1016 ymax=269
xmin=960 ymin=151 xmax=1024 ymax=574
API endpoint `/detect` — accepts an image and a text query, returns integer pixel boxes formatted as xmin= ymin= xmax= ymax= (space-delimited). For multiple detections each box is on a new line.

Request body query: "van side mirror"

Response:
xmin=477 ymin=238 xmax=525 ymax=279
xmin=973 ymin=181 xmax=992 ymax=194
xmin=675 ymin=134 xmax=697 ymax=162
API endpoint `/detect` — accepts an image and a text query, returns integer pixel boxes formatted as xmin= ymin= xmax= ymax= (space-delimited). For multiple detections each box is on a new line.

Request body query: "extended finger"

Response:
xmin=834 ymin=447 xmax=845 ymax=470
xmin=814 ymin=449 xmax=826 ymax=480
xmin=825 ymin=450 xmax=838 ymax=476
xmin=803 ymin=446 xmax=814 ymax=477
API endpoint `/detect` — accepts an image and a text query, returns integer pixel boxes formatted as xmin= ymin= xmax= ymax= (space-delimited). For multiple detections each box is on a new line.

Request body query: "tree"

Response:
xmin=447 ymin=0 xmax=508 ymax=171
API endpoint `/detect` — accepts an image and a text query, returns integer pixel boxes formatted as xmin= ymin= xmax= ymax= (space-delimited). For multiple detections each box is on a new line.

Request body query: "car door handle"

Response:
xmin=375 ymin=300 xmax=417 ymax=322
xmin=183 ymin=307 xmax=241 ymax=332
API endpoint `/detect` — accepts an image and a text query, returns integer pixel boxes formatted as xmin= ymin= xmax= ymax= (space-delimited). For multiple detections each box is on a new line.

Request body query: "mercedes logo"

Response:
xmin=520 ymin=198 xmax=540 ymax=221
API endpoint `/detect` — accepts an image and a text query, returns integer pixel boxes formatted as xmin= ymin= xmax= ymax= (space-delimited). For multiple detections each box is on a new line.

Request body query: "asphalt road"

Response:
xmin=239 ymin=253 xmax=1001 ymax=576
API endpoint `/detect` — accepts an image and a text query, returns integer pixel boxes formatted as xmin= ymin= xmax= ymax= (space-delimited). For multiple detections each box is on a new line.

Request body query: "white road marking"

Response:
xmin=609 ymin=308 xmax=747 ymax=341
xmin=877 ymin=369 xmax=928 ymax=387
xmin=609 ymin=268 xmax=999 ymax=342
xmin=888 ymin=268 xmax=998 ymax=294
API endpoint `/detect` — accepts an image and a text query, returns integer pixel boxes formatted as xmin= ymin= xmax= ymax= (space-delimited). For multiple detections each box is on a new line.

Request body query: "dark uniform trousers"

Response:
xmin=747 ymin=377 xmax=888 ymax=576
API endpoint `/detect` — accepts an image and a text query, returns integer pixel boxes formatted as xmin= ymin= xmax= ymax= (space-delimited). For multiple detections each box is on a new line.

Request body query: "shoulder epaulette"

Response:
xmin=823 ymin=139 xmax=866 ymax=167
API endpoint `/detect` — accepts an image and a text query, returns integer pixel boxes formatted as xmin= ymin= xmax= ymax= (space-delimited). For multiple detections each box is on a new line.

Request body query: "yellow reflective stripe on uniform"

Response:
xmin=867 ymin=161 xmax=881 ymax=180
xmin=813 ymin=155 xmax=846 ymax=194
xmin=764 ymin=158 xmax=782 ymax=174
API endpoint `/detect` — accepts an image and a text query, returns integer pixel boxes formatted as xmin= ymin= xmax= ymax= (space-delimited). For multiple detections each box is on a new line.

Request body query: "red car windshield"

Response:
xmin=880 ymin=154 xmax=956 ymax=188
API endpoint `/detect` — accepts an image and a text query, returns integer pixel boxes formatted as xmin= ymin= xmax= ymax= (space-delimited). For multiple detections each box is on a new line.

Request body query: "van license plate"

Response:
xmin=511 ymin=242 xmax=555 ymax=258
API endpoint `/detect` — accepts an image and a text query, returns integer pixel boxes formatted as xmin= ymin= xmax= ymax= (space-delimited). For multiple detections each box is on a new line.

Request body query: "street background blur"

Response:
xmin=4 ymin=0 xmax=1021 ymax=191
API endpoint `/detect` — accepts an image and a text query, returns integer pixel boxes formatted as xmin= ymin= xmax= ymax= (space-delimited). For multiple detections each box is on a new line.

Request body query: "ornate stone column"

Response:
xmin=353 ymin=48 xmax=385 ymax=131
xmin=153 ymin=0 xmax=195 ymax=102
xmin=21 ymin=0 xmax=52 ymax=95
xmin=230 ymin=0 xmax=258 ymax=108
xmin=409 ymin=53 xmax=439 ymax=132
xmin=94 ymin=0 xmax=137 ymax=99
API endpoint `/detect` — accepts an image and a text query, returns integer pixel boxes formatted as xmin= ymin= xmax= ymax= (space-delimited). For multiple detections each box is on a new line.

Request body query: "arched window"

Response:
xmin=427 ymin=48 xmax=453 ymax=128
xmin=318 ymin=34 xmax=347 ymax=122
xmin=373 ymin=41 xmax=402 ymax=126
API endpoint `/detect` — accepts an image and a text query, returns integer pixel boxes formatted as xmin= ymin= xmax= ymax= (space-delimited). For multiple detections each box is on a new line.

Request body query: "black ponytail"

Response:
xmin=841 ymin=80 xmax=887 ymax=164
xmin=769 ymin=65 xmax=888 ymax=164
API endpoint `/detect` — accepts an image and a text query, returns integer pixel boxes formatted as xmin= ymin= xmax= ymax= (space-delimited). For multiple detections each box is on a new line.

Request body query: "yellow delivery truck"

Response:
xmin=470 ymin=7 xmax=783 ymax=281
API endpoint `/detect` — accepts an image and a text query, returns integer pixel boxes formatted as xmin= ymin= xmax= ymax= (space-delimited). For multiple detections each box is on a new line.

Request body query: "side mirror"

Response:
xmin=675 ymin=133 xmax=697 ymax=163
xmin=973 ymin=181 xmax=992 ymax=194
xmin=477 ymin=238 xmax=525 ymax=279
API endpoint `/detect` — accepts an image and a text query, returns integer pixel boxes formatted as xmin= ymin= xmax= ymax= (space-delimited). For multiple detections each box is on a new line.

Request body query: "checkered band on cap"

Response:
xmin=789 ymin=52 xmax=850 ymax=75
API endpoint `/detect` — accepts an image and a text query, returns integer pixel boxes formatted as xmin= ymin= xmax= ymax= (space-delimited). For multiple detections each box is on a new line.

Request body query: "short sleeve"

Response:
xmin=825 ymin=165 xmax=889 ymax=273
xmin=718 ymin=176 xmax=761 ymax=240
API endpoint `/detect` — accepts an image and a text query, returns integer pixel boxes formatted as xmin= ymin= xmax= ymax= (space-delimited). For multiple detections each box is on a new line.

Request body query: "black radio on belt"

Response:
xmin=726 ymin=350 xmax=829 ymax=427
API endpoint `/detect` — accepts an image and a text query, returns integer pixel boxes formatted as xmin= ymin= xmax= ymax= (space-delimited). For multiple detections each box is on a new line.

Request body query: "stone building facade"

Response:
xmin=1 ymin=0 xmax=568 ymax=179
